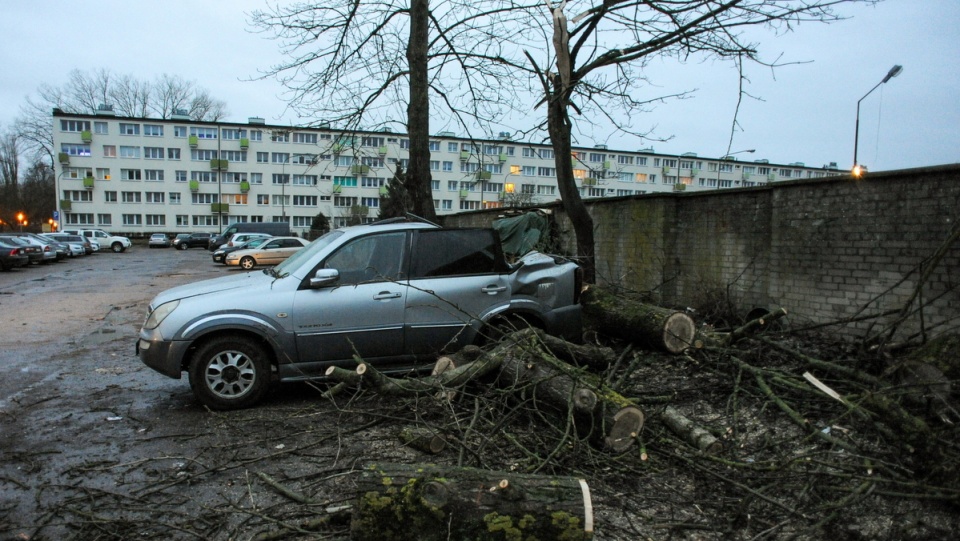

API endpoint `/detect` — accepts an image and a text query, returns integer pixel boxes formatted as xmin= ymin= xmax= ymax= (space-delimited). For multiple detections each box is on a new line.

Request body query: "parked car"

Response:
xmin=0 ymin=239 xmax=30 ymax=270
xmin=0 ymin=235 xmax=43 ymax=264
xmin=148 ymin=233 xmax=172 ymax=248
xmin=137 ymin=219 xmax=582 ymax=409
xmin=173 ymin=232 xmax=212 ymax=250
xmin=0 ymin=234 xmax=58 ymax=263
xmin=218 ymin=232 xmax=273 ymax=250
xmin=39 ymin=233 xmax=84 ymax=257
xmin=62 ymin=228 xmax=132 ymax=253
xmin=224 ymin=237 xmax=309 ymax=270
xmin=208 ymin=222 xmax=290 ymax=251
xmin=211 ymin=236 xmax=272 ymax=264
xmin=47 ymin=233 xmax=95 ymax=255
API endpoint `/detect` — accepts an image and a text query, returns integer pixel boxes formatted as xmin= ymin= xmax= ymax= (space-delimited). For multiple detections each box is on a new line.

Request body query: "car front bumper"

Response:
xmin=137 ymin=332 xmax=190 ymax=379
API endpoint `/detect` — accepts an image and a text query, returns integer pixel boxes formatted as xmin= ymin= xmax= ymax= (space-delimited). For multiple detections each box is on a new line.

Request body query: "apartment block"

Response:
xmin=52 ymin=108 xmax=838 ymax=235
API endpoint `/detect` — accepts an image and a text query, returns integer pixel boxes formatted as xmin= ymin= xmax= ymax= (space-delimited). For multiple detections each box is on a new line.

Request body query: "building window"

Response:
xmin=175 ymin=170 xmax=187 ymax=182
xmin=119 ymin=123 xmax=140 ymax=136
xmin=96 ymin=168 xmax=111 ymax=180
xmin=293 ymin=132 xmax=316 ymax=144
xmin=144 ymin=170 xmax=164 ymax=181
xmin=119 ymin=146 xmax=140 ymax=158
xmin=169 ymin=193 xmax=181 ymax=204
xmin=121 ymin=191 xmax=142 ymax=203
xmin=362 ymin=176 xmax=386 ymax=188
xmin=122 ymin=214 xmax=142 ymax=226
xmin=174 ymin=126 xmax=188 ymax=137
xmin=61 ymin=143 xmax=92 ymax=157
xmin=293 ymin=175 xmax=318 ymax=186
xmin=176 ymin=214 xmax=189 ymax=226
xmin=60 ymin=120 xmax=91 ymax=132
xmin=192 ymin=149 xmax=217 ymax=161
xmin=292 ymin=195 xmax=318 ymax=206
xmin=190 ymin=127 xmax=218 ymax=139
xmin=333 ymin=176 xmax=358 ymax=187
xmin=257 ymin=152 xmax=269 ymax=163
xmin=272 ymin=152 xmax=290 ymax=164
xmin=94 ymin=121 xmax=109 ymax=134
xmin=143 ymin=125 xmax=163 ymax=137
xmin=168 ymin=148 xmax=181 ymax=160
xmin=104 ymin=191 xmax=117 ymax=203
xmin=222 ymin=128 xmax=247 ymax=140
xmin=146 ymin=214 xmax=165 ymax=226
xmin=121 ymin=169 xmax=142 ymax=181
xmin=144 ymin=147 xmax=164 ymax=159
xmin=257 ymin=194 xmax=270 ymax=205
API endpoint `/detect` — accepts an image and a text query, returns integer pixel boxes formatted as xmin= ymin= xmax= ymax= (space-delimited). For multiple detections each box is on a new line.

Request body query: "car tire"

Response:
xmin=178 ymin=243 xmax=188 ymax=250
xmin=111 ymin=242 xmax=124 ymax=253
xmin=240 ymin=256 xmax=256 ymax=270
xmin=189 ymin=335 xmax=271 ymax=410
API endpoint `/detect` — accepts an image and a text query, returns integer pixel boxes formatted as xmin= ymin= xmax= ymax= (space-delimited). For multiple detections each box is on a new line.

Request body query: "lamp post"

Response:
xmin=17 ymin=212 xmax=25 ymax=232
xmin=853 ymin=64 xmax=903 ymax=177
xmin=716 ymin=149 xmax=755 ymax=189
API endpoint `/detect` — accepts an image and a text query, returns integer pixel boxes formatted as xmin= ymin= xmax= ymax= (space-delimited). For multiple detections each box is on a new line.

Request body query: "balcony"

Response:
xmin=332 ymin=184 xmax=343 ymax=194
xmin=499 ymin=153 xmax=507 ymax=163
xmin=673 ymin=183 xmax=686 ymax=192
xmin=189 ymin=180 xmax=200 ymax=192
xmin=58 ymin=152 xmax=70 ymax=165
xmin=350 ymin=204 xmax=369 ymax=217
xmin=81 ymin=130 xmax=92 ymax=143
xmin=332 ymin=143 xmax=344 ymax=154
xmin=240 ymin=137 xmax=249 ymax=150
xmin=379 ymin=186 xmax=388 ymax=196
xmin=378 ymin=146 xmax=387 ymax=155
xmin=582 ymin=177 xmax=597 ymax=186
xmin=460 ymin=151 xmax=470 ymax=161
xmin=60 ymin=199 xmax=72 ymax=212
xmin=188 ymin=135 xmax=199 ymax=148
xmin=240 ymin=180 xmax=250 ymax=193
xmin=82 ymin=176 xmax=95 ymax=189
xmin=210 ymin=159 xmax=229 ymax=171
xmin=603 ymin=160 xmax=611 ymax=170
xmin=211 ymin=203 xmax=230 ymax=213
xmin=475 ymin=170 xmax=492 ymax=181
xmin=459 ymin=189 xmax=469 ymax=199
xmin=351 ymin=164 xmax=370 ymax=175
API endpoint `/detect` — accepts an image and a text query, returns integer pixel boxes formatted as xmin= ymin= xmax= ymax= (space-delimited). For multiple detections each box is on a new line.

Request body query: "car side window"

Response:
xmin=323 ymin=232 xmax=406 ymax=284
xmin=409 ymin=229 xmax=505 ymax=279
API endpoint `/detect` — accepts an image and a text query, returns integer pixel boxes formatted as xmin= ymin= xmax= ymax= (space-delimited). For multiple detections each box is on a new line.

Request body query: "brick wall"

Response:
xmin=442 ymin=164 xmax=960 ymax=341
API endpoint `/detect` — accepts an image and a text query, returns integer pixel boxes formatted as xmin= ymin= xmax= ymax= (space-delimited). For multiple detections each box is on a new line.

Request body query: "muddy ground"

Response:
xmin=0 ymin=246 xmax=957 ymax=540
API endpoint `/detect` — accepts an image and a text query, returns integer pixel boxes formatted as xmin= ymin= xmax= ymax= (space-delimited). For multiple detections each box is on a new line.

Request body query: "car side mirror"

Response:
xmin=310 ymin=268 xmax=339 ymax=288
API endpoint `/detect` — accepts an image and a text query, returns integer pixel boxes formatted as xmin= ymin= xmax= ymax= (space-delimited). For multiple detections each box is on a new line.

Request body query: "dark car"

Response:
xmin=211 ymin=236 xmax=272 ymax=264
xmin=0 ymin=234 xmax=48 ymax=264
xmin=0 ymin=239 xmax=30 ymax=270
xmin=173 ymin=232 xmax=212 ymax=250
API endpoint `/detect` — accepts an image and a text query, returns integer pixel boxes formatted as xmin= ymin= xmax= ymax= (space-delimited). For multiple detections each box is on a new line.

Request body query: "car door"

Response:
xmin=404 ymin=229 xmax=512 ymax=356
xmin=291 ymin=231 xmax=408 ymax=368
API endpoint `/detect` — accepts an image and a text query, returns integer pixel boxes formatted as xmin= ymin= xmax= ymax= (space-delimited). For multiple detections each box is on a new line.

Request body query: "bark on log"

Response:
xmin=496 ymin=331 xmax=644 ymax=453
xmin=580 ymin=285 xmax=696 ymax=354
xmin=399 ymin=427 xmax=447 ymax=455
xmin=660 ymin=406 xmax=723 ymax=455
xmin=351 ymin=463 xmax=593 ymax=541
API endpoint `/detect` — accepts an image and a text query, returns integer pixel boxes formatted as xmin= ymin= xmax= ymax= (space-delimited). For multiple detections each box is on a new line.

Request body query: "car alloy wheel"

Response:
xmin=189 ymin=335 xmax=269 ymax=409
xmin=240 ymin=256 xmax=256 ymax=270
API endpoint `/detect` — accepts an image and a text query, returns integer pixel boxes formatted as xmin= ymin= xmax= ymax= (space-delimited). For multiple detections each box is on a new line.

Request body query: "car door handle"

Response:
xmin=481 ymin=285 xmax=507 ymax=294
xmin=373 ymin=291 xmax=402 ymax=300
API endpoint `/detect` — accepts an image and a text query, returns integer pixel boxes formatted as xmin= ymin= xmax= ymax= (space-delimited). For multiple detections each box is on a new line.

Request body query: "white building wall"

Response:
xmin=52 ymin=110 xmax=837 ymax=236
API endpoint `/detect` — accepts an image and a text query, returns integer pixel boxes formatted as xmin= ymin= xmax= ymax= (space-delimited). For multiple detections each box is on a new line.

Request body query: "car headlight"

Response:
xmin=143 ymin=300 xmax=180 ymax=330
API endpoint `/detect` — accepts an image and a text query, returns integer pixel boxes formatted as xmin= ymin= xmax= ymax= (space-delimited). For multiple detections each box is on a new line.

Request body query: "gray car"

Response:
xmin=137 ymin=220 xmax=582 ymax=410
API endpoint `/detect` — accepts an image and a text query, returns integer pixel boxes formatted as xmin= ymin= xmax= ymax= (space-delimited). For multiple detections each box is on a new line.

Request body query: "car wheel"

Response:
xmin=178 ymin=243 xmax=188 ymax=250
xmin=481 ymin=314 xmax=533 ymax=345
xmin=188 ymin=335 xmax=270 ymax=410
xmin=240 ymin=256 xmax=256 ymax=270
xmin=111 ymin=242 xmax=124 ymax=253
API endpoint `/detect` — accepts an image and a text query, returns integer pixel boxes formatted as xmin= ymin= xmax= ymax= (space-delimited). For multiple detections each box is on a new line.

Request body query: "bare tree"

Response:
xmin=0 ymin=129 xmax=19 ymax=187
xmin=110 ymin=74 xmax=152 ymax=118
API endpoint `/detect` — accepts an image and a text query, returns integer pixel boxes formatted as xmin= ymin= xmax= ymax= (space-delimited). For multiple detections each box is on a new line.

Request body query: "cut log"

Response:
xmin=496 ymin=330 xmax=644 ymax=453
xmin=351 ymin=463 xmax=593 ymax=541
xmin=399 ymin=427 xmax=447 ymax=455
xmin=580 ymin=285 xmax=696 ymax=354
xmin=660 ymin=406 xmax=723 ymax=455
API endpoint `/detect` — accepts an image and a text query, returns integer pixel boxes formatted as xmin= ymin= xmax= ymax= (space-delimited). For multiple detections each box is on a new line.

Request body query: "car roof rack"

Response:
xmin=370 ymin=213 xmax=441 ymax=228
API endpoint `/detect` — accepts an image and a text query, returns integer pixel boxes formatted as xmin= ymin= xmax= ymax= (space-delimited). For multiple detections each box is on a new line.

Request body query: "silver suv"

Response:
xmin=137 ymin=220 xmax=582 ymax=409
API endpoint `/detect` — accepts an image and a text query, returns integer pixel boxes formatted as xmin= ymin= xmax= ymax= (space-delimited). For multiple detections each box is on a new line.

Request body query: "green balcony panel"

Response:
xmin=189 ymin=180 xmax=200 ymax=192
xmin=60 ymin=200 xmax=72 ymax=211
xmin=673 ymin=183 xmax=687 ymax=192
xmin=332 ymin=144 xmax=344 ymax=154
xmin=240 ymin=181 xmax=250 ymax=193
xmin=603 ymin=160 xmax=611 ymax=169
xmin=59 ymin=152 xmax=70 ymax=164
xmin=332 ymin=184 xmax=342 ymax=193
xmin=379 ymin=186 xmax=388 ymax=196
xmin=378 ymin=146 xmax=388 ymax=155
xmin=82 ymin=177 xmax=95 ymax=189
xmin=460 ymin=151 xmax=469 ymax=161
xmin=211 ymin=203 xmax=229 ymax=213
xmin=210 ymin=159 xmax=228 ymax=171
xmin=240 ymin=137 xmax=249 ymax=149
xmin=351 ymin=165 xmax=370 ymax=175
xmin=351 ymin=205 xmax=369 ymax=216
xmin=459 ymin=189 xmax=469 ymax=199
xmin=81 ymin=130 xmax=92 ymax=143
xmin=499 ymin=153 xmax=507 ymax=162
xmin=188 ymin=135 xmax=198 ymax=147
xmin=476 ymin=170 xmax=492 ymax=180
xmin=583 ymin=177 xmax=597 ymax=186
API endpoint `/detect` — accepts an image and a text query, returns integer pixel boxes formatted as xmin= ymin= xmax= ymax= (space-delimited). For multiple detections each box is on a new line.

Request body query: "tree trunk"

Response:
xmin=580 ymin=285 xmax=697 ymax=354
xmin=660 ymin=406 xmax=723 ymax=455
xmin=351 ymin=463 xmax=593 ymax=541
xmin=405 ymin=0 xmax=437 ymax=221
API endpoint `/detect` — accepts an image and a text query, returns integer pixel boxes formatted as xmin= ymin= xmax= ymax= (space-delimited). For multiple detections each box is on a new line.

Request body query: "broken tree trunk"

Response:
xmin=398 ymin=427 xmax=446 ymax=455
xmin=351 ymin=463 xmax=593 ymax=541
xmin=496 ymin=330 xmax=644 ymax=453
xmin=580 ymin=285 xmax=696 ymax=354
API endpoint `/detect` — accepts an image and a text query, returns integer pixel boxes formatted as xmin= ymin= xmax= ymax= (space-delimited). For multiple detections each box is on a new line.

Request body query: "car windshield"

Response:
xmin=273 ymin=230 xmax=343 ymax=276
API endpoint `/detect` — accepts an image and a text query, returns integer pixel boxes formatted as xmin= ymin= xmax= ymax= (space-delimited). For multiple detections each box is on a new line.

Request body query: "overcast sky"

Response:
xmin=2 ymin=0 xmax=957 ymax=172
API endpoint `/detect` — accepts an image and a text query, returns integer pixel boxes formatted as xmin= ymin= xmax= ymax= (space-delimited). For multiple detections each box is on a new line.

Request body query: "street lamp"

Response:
xmin=16 ymin=212 xmax=25 ymax=232
xmin=716 ymin=149 xmax=755 ymax=189
xmin=853 ymin=64 xmax=903 ymax=177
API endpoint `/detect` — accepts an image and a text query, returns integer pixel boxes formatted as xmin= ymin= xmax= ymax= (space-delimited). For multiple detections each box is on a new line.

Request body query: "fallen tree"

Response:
xmin=580 ymin=285 xmax=697 ymax=354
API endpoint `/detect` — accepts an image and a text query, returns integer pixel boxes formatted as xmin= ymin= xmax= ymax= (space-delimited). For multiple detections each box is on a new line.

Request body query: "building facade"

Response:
xmin=52 ymin=108 xmax=839 ymax=236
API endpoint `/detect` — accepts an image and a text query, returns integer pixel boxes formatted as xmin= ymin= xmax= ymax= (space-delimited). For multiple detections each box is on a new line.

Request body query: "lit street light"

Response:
xmin=853 ymin=65 xmax=903 ymax=177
